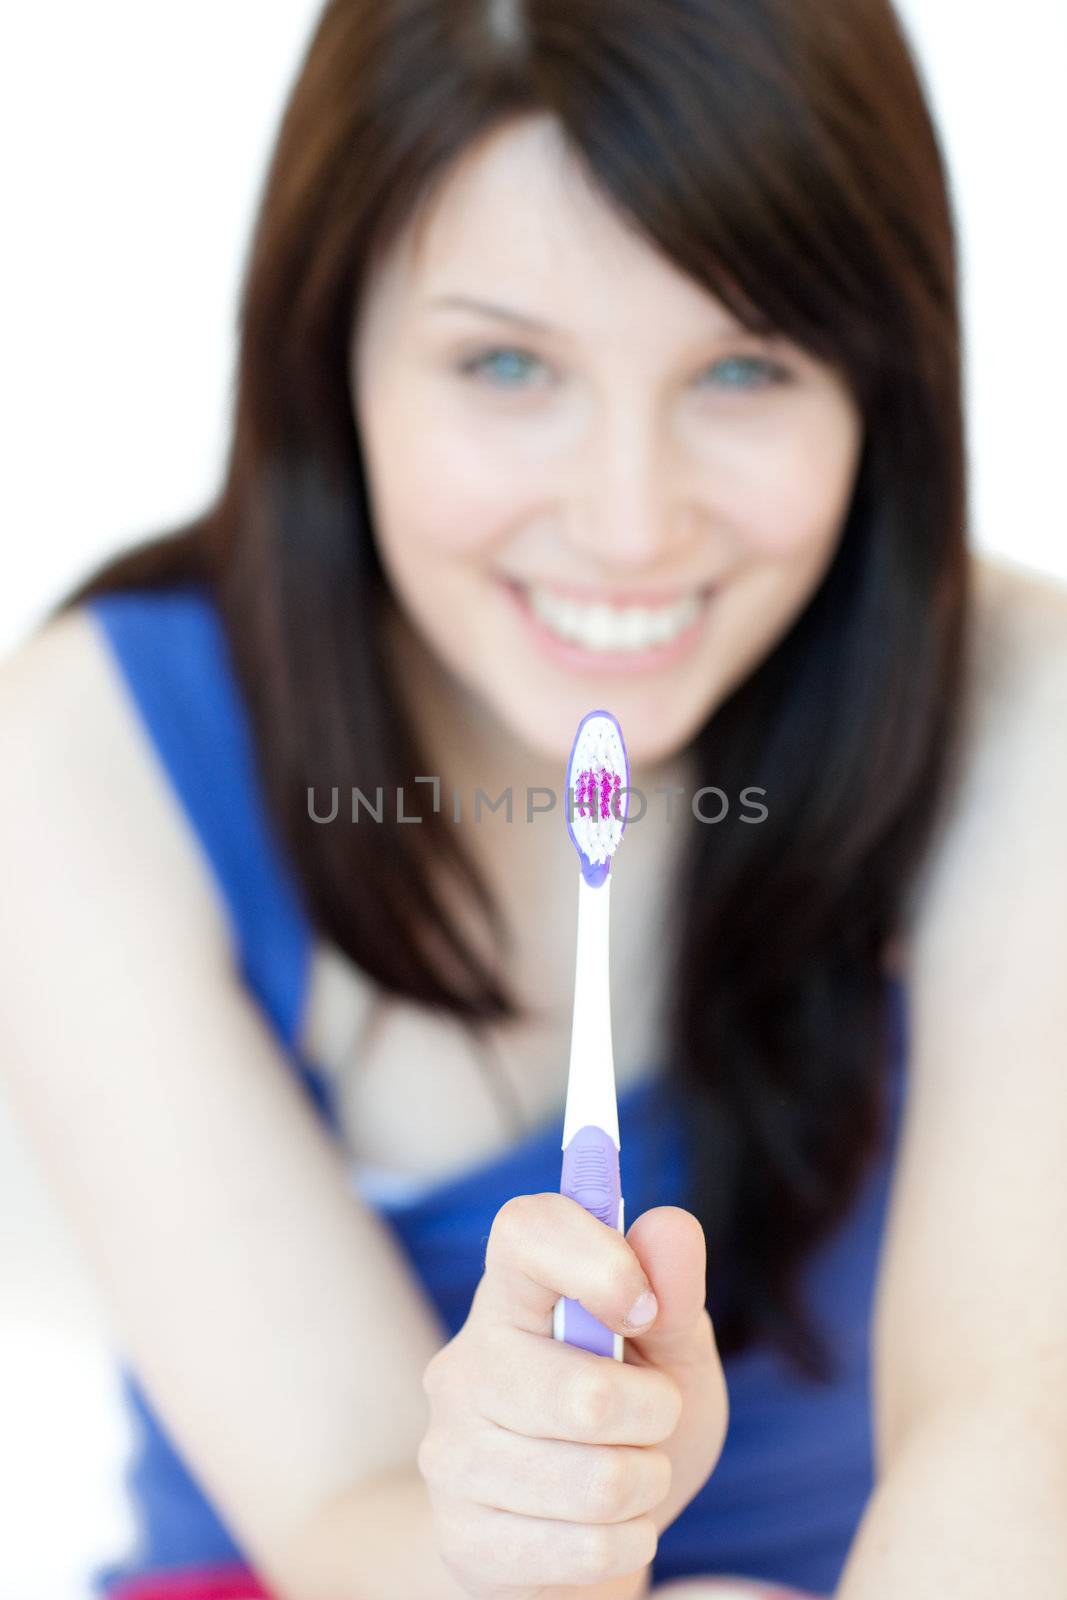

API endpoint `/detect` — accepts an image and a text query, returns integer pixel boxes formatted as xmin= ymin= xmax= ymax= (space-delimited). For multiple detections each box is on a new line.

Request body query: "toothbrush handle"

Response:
xmin=553 ymin=1124 xmax=625 ymax=1360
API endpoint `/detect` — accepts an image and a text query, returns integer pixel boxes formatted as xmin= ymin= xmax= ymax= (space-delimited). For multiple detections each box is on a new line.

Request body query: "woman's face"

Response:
xmin=351 ymin=114 xmax=863 ymax=769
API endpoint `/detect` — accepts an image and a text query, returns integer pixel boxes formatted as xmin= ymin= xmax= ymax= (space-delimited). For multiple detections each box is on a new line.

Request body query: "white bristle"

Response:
xmin=568 ymin=714 xmax=628 ymax=868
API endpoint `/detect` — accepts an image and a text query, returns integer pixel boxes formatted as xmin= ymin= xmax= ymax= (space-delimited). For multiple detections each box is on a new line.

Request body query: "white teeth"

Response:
xmin=526 ymin=586 xmax=702 ymax=652
xmin=620 ymin=608 xmax=647 ymax=649
xmin=586 ymin=604 xmax=612 ymax=649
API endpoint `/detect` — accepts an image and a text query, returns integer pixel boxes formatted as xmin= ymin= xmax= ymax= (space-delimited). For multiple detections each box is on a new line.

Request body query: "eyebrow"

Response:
xmin=423 ymin=294 xmax=565 ymax=334
xmin=423 ymin=291 xmax=778 ymax=346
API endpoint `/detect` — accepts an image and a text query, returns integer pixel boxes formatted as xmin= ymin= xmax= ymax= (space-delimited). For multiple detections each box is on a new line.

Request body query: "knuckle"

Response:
xmin=571 ymin=1369 xmax=615 ymax=1435
xmin=648 ymin=1373 xmax=684 ymax=1439
xmin=416 ymin=1428 xmax=442 ymax=1485
xmin=601 ymin=1251 xmax=638 ymax=1306
xmin=585 ymin=1449 xmax=633 ymax=1520
xmin=422 ymin=1410 xmax=492 ymax=1499
xmin=492 ymin=1191 xmax=539 ymax=1245
xmin=574 ymin=1522 xmax=617 ymax=1582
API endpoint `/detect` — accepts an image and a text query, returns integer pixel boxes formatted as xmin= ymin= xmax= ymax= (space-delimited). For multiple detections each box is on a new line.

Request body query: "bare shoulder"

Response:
xmin=903 ymin=551 xmax=1067 ymax=945
xmin=0 ymin=600 xmax=230 ymax=963
xmin=1 ymin=599 xmax=151 ymax=783
xmin=967 ymin=548 xmax=1067 ymax=715
xmin=0 ymin=599 xmax=126 ymax=743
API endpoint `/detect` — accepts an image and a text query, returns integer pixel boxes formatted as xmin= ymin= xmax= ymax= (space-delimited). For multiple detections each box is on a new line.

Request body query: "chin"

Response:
xmin=514 ymin=691 xmax=709 ymax=775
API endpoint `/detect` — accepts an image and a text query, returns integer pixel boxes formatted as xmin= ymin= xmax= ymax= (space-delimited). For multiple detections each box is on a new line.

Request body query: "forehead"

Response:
xmin=363 ymin=112 xmax=742 ymax=343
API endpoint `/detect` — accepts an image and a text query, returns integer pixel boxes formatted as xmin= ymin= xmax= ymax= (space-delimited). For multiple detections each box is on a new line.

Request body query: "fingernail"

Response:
xmin=624 ymin=1289 xmax=658 ymax=1330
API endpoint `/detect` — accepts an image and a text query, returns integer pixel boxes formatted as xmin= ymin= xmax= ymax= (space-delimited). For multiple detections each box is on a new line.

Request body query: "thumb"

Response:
xmin=622 ymin=1205 xmax=716 ymax=1368
xmin=623 ymin=1207 xmax=729 ymax=1535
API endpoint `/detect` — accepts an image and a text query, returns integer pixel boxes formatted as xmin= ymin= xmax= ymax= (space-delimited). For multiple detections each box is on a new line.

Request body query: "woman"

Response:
xmin=2 ymin=0 xmax=1065 ymax=1597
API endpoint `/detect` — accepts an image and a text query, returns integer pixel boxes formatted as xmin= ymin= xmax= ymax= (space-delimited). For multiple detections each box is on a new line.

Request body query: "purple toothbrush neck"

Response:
xmin=580 ymin=856 xmax=611 ymax=888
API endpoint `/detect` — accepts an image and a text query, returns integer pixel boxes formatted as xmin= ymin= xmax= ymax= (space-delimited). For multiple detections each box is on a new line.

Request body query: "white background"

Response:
xmin=1 ymin=2 xmax=1065 ymax=1596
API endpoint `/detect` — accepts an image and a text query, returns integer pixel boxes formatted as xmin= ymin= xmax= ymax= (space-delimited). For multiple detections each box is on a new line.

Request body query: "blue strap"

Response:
xmin=85 ymin=582 xmax=336 ymax=1127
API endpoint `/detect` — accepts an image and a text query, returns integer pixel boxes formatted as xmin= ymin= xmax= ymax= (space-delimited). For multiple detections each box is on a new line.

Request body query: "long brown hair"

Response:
xmin=56 ymin=0 xmax=969 ymax=1378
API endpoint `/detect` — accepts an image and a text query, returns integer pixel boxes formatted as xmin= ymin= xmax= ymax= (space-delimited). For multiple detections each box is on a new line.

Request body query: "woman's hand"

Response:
xmin=418 ymin=1196 xmax=728 ymax=1599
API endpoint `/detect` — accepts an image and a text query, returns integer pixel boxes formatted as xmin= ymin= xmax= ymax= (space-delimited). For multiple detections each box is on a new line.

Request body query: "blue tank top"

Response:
xmin=83 ymin=582 xmax=907 ymax=1598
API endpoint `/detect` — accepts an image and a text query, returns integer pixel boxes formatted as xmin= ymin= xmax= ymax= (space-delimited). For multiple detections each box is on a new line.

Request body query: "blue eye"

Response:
xmin=700 ymin=355 xmax=786 ymax=390
xmin=460 ymin=347 xmax=547 ymax=388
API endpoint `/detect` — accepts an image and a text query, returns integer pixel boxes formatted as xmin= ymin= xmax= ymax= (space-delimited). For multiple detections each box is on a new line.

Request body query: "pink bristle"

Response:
xmin=574 ymin=764 xmax=623 ymax=824
xmin=577 ymin=769 xmax=593 ymax=817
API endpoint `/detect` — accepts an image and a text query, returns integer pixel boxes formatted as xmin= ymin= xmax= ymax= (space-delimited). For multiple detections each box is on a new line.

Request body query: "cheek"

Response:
xmin=713 ymin=396 xmax=862 ymax=560
xmin=360 ymin=375 xmax=538 ymax=563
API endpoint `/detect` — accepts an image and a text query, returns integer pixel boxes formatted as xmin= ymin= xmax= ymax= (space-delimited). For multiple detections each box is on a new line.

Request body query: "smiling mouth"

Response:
xmin=502 ymin=578 xmax=714 ymax=654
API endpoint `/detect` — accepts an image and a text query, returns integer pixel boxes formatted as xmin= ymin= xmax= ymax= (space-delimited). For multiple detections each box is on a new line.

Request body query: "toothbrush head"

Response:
xmin=565 ymin=710 xmax=631 ymax=888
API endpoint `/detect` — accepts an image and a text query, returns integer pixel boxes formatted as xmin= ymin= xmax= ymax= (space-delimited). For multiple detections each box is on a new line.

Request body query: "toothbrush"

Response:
xmin=553 ymin=709 xmax=631 ymax=1360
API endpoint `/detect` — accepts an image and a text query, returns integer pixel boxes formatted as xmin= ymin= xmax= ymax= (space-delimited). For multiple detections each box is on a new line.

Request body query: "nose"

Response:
xmin=563 ymin=408 xmax=691 ymax=571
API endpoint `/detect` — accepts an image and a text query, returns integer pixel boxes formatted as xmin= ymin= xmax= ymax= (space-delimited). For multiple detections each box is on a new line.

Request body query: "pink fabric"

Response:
xmin=106 ymin=1561 xmax=819 ymax=1599
xmin=106 ymin=1565 xmax=273 ymax=1600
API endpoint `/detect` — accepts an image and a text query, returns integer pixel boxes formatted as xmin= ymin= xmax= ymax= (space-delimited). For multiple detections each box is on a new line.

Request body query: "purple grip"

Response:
xmin=558 ymin=1124 xmax=622 ymax=1357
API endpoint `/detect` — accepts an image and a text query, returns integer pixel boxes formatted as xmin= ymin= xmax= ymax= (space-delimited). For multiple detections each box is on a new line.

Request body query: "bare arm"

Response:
xmin=287 ymin=1463 xmax=652 ymax=1600
xmin=0 ymin=610 xmax=465 ymax=1596
xmin=837 ymin=562 xmax=1067 ymax=1595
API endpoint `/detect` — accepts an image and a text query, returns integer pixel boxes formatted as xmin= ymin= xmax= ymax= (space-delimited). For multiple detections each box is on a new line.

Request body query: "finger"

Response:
xmin=432 ymin=1493 xmax=658 ymax=1590
xmin=623 ymin=1206 xmax=717 ymax=1370
xmin=420 ymin=1414 xmax=671 ymax=1525
xmin=471 ymin=1321 xmax=682 ymax=1445
xmin=475 ymin=1191 xmax=659 ymax=1340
